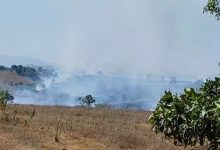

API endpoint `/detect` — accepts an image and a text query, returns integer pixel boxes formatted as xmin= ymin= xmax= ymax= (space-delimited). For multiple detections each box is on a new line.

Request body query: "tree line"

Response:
xmin=0 ymin=65 xmax=56 ymax=81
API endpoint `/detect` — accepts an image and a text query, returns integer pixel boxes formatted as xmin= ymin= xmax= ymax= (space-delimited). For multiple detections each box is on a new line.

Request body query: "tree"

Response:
xmin=148 ymin=1 xmax=220 ymax=149
xmin=10 ymin=65 xmax=39 ymax=80
xmin=204 ymin=0 xmax=220 ymax=20
xmin=149 ymin=76 xmax=220 ymax=149
xmin=77 ymin=95 xmax=95 ymax=107
xmin=0 ymin=91 xmax=14 ymax=110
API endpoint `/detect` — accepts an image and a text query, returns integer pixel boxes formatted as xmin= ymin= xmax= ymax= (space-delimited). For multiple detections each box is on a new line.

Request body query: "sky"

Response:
xmin=0 ymin=0 xmax=220 ymax=79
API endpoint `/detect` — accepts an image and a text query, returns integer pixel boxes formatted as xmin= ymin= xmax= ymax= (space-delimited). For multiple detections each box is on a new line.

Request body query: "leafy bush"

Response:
xmin=204 ymin=0 xmax=220 ymax=20
xmin=0 ymin=91 xmax=14 ymax=109
xmin=149 ymin=77 xmax=220 ymax=149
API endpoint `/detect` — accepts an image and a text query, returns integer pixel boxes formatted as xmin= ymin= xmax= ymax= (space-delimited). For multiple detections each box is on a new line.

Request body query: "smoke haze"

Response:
xmin=0 ymin=0 xmax=219 ymax=79
xmin=0 ymin=1 xmax=219 ymax=109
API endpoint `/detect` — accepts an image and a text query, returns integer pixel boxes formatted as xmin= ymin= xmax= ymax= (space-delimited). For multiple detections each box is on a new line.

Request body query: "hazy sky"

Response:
xmin=0 ymin=0 xmax=220 ymax=79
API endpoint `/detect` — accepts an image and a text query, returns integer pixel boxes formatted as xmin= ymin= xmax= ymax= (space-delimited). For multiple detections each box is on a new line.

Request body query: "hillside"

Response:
xmin=0 ymin=71 xmax=34 ymax=90
xmin=0 ymin=105 xmax=183 ymax=150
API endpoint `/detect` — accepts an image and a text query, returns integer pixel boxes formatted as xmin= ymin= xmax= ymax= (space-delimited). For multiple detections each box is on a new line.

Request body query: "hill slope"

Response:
xmin=0 ymin=71 xmax=34 ymax=90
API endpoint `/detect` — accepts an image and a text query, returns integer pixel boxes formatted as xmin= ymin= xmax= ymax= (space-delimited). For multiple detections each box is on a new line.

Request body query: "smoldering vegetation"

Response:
xmin=6 ymin=65 xmax=203 ymax=110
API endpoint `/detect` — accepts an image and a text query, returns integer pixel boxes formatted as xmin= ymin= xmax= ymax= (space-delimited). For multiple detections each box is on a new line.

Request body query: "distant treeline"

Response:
xmin=0 ymin=65 xmax=57 ymax=80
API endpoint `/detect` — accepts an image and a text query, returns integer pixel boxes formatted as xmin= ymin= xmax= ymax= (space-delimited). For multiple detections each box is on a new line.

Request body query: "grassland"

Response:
xmin=0 ymin=105 xmax=195 ymax=150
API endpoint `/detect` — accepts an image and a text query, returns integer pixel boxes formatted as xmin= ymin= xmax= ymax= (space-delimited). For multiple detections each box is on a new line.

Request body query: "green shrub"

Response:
xmin=0 ymin=91 xmax=14 ymax=109
xmin=204 ymin=0 xmax=220 ymax=20
xmin=149 ymin=77 xmax=220 ymax=149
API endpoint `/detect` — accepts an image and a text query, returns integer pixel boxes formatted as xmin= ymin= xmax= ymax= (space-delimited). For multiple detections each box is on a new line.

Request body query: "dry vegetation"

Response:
xmin=0 ymin=104 xmax=186 ymax=150
xmin=0 ymin=71 xmax=33 ymax=84
xmin=0 ymin=71 xmax=33 ymax=90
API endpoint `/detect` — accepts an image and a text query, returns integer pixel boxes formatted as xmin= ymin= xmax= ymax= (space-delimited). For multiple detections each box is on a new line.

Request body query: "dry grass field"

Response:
xmin=0 ymin=105 xmax=195 ymax=150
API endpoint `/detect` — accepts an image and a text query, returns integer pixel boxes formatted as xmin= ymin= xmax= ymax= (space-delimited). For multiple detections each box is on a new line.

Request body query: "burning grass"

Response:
xmin=0 ymin=104 xmax=180 ymax=150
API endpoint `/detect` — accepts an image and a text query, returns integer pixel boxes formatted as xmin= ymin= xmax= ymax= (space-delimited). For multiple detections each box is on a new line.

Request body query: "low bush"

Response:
xmin=0 ymin=91 xmax=14 ymax=110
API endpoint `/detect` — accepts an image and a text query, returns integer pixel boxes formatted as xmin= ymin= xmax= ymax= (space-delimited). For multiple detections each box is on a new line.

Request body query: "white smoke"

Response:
xmin=13 ymin=67 xmax=203 ymax=110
